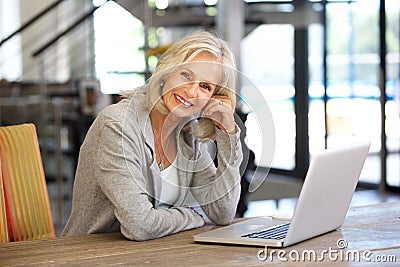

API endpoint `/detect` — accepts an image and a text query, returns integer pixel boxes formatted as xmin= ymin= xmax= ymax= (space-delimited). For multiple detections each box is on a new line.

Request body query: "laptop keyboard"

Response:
xmin=241 ymin=222 xmax=290 ymax=240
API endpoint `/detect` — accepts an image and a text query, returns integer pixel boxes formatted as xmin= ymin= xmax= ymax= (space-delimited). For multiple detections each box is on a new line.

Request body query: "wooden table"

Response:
xmin=1 ymin=202 xmax=399 ymax=266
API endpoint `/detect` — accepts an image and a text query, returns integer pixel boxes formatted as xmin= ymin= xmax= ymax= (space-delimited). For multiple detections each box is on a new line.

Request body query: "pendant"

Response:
xmin=159 ymin=162 xmax=164 ymax=171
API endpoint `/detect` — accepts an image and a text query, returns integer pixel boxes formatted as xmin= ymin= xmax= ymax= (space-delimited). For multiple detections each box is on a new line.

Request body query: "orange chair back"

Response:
xmin=0 ymin=160 xmax=10 ymax=243
xmin=0 ymin=123 xmax=55 ymax=242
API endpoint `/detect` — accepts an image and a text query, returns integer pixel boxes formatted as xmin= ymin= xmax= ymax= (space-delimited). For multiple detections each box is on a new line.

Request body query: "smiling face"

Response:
xmin=161 ymin=52 xmax=222 ymax=118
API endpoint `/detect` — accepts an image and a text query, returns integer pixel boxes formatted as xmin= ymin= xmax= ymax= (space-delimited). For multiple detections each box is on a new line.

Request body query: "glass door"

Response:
xmin=385 ymin=0 xmax=400 ymax=190
xmin=240 ymin=0 xmax=400 ymax=191
xmin=321 ymin=0 xmax=400 ymax=189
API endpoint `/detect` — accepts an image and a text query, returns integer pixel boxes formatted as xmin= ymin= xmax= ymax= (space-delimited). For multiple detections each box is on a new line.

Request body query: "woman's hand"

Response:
xmin=202 ymin=95 xmax=236 ymax=134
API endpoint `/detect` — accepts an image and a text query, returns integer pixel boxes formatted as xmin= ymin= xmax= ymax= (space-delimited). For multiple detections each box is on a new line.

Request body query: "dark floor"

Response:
xmin=244 ymin=189 xmax=400 ymax=218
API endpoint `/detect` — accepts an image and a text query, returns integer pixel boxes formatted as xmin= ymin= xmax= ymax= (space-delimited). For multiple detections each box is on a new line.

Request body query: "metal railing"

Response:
xmin=0 ymin=0 xmax=65 ymax=47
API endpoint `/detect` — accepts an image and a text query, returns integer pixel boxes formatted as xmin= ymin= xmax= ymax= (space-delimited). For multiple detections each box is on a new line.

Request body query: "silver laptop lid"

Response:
xmin=284 ymin=141 xmax=370 ymax=246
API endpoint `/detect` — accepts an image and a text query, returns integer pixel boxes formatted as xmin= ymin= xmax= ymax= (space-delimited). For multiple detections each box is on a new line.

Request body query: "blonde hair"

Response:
xmin=128 ymin=31 xmax=237 ymax=140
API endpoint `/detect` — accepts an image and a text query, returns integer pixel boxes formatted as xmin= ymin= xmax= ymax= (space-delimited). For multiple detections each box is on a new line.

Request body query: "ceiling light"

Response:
xmin=204 ymin=0 xmax=218 ymax=6
xmin=155 ymin=0 xmax=168 ymax=10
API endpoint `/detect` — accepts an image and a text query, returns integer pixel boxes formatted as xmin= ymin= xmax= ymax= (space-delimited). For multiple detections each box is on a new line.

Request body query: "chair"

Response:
xmin=0 ymin=160 xmax=10 ymax=243
xmin=0 ymin=123 xmax=55 ymax=242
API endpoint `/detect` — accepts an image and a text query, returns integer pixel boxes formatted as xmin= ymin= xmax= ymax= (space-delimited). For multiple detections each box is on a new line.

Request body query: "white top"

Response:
xmin=157 ymin=160 xmax=180 ymax=209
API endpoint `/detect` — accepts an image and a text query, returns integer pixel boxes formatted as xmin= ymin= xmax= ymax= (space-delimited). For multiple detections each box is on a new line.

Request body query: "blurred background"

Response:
xmin=0 ymin=0 xmax=399 ymax=234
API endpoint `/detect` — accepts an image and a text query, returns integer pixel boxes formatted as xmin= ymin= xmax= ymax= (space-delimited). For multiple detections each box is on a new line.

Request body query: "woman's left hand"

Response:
xmin=202 ymin=95 xmax=236 ymax=134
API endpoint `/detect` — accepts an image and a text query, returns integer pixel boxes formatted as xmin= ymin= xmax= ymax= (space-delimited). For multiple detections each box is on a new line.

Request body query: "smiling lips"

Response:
xmin=174 ymin=94 xmax=194 ymax=108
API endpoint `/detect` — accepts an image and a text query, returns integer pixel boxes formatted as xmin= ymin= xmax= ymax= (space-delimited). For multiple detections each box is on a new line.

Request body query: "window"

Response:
xmin=0 ymin=0 xmax=22 ymax=81
xmin=93 ymin=1 xmax=146 ymax=94
xmin=241 ymin=24 xmax=295 ymax=170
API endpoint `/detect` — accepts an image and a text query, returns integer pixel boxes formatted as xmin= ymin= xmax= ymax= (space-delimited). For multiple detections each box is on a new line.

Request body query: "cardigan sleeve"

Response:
xmin=94 ymin=118 xmax=205 ymax=241
xmin=189 ymin=126 xmax=243 ymax=225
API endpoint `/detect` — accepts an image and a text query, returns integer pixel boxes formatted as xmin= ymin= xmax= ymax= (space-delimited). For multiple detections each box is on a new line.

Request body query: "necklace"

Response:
xmin=153 ymin=127 xmax=173 ymax=171
xmin=154 ymin=139 xmax=167 ymax=171
xmin=150 ymin=110 xmax=180 ymax=171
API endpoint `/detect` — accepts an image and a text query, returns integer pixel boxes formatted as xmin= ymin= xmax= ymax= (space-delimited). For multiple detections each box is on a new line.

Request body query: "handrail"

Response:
xmin=0 ymin=0 xmax=65 ymax=47
xmin=32 ymin=0 xmax=113 ymax=58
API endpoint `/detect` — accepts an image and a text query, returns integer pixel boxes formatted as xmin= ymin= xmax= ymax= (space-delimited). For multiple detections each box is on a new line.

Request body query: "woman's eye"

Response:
xmin=200 ymin=82 xmax=212 ymax=91
xmin=181 ymin=72 xmax=191 ymax=80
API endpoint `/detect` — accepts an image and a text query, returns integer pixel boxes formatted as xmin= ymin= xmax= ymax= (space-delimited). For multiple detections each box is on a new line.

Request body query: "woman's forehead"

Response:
xmin=179 ymin=60 xmax=223 ymax=84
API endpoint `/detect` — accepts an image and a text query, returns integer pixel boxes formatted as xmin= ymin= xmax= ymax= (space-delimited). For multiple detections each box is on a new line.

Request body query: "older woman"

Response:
xmin=62 ymin=31 xmax=243 ymax=241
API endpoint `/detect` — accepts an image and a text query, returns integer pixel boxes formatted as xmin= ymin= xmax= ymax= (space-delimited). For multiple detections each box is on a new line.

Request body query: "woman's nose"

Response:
xmin=186 ymin=82 xmax=199 ymax=97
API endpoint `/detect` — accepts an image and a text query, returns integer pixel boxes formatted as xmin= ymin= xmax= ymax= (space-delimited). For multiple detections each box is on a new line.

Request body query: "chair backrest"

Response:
xmin=0 ymin=160 xmax=10 ymax=243
xmin=0 ymin=123 xmax=55 ymax=242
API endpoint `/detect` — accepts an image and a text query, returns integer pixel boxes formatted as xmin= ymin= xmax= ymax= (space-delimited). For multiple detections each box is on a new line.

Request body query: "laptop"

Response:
xmin=193 ymin=141 xmax=371 ymax=247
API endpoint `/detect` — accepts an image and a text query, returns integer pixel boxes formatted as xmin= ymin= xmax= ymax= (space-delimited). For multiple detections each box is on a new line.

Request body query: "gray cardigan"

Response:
xmin=62 ymin=86 xmax=243 ymax=241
